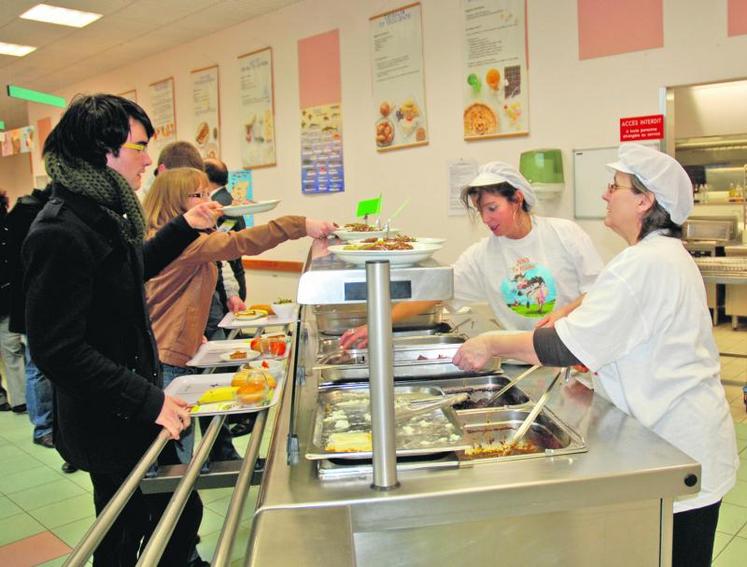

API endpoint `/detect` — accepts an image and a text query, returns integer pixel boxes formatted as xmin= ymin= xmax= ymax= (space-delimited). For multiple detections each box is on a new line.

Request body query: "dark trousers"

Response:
xmin=672 ymin=500 xmax=721 ymax=567
xmin=89 ymin=443 xmax=203 ymax=567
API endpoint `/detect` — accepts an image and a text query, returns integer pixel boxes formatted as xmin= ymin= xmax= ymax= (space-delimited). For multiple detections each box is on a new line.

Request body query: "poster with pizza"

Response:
xmin=462 ymin=0 xmax=528 ymax=140
xmin=370 ymin=3 xmax=428 ymax=151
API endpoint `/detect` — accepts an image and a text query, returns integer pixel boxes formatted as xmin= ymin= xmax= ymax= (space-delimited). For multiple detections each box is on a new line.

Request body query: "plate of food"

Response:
xmin=222 ymin=199 xmax=280 ymax=217
xmin=233 ymin=308 xmax=269 ymax=321
xmin=333 ymin=223 xmax=401 ymax=241
xmin=219 ymin=349 xmax=261 ymax=363
xmin=328 ymin=241 xmax=441 ymax=267
xmin=350 ymin=234 xmax=446 ymax=246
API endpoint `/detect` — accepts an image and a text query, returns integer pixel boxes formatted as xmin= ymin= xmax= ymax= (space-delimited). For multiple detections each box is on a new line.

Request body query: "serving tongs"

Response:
xmin=506 ymin=367 xmax=567 ymax=448
xmin=482 ymin=364 xmax=541 ymax=407
xmin=396 ymin=392 xmax=469 ymax=424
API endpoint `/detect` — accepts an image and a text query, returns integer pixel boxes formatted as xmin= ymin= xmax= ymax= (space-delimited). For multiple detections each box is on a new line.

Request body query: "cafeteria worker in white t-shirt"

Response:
xmin=453 ymin=143 xmax=739 ymax=567
xmin=339 ymin=161 xmax=604 ymax=349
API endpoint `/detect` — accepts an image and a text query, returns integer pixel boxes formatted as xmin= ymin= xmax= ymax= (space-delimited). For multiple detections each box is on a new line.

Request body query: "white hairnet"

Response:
xmin=606 ymin=143 xmax=693 ymax=225
xmin=468 ymin=161 xmax=536 ymax=210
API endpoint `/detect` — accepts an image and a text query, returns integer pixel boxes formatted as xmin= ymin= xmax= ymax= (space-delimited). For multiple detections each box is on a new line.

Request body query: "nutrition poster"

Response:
xmin=147 ymin=77 xmax=177 ymax=161
xmin=370 ymin=3 xmax=428 ymax=151
xmin=462 ymin=0 xmax=528 ymax=139
xmin=190 ymin=65 xmax=221 ymax=160
xmin=298 ymin=29 xmax=344 ymax=194
xmin=238 ymin=47 xmax=276 ymax=169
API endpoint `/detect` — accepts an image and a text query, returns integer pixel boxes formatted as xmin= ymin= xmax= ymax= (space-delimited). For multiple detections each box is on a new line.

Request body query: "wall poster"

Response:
xmin=190 ymin=65 xmax=221 ymax=159
xmin=462 ymin=0 xmax=528 ymax=139
xmin=238 ymin=48 xmax=276 ymax=169
xmin=370 ymin=2 xmax=428 ymax=151
xmin=147 ymin=77 xmax=177 ymax=160
xmin=227 ymin=170 xmax=254 ymax=228
xmin=298 ymin=29 xmax=344 ymax=194
xmin=0 ymin=126 xmax=35 ymax=157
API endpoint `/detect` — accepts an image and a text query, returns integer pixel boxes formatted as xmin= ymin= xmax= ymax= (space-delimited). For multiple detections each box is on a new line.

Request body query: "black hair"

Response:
xmin=43 ymin=94 xmax=154 ymax=168
xmin=630 ymin=175 xmax=683 ymax=240
xmin=460 ymin=182 xmax=530 ymax=214
xmin=204 ymin=159 xmax=229 ymax=186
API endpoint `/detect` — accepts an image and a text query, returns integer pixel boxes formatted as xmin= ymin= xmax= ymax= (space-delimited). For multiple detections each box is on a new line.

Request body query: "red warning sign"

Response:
xmin=619 ymin=114 xmax=664 ymax=141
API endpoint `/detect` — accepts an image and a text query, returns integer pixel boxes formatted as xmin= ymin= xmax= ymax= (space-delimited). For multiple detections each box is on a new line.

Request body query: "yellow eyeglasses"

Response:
xmin=122 ymin=142 xmax=147 ymax=152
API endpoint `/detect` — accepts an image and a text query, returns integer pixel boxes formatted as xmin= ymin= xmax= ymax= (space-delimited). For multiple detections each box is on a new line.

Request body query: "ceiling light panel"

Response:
xmin=0 ymin=42 xmax=36 ymax=56
xmin=20 ymin=3 xmax=102 ymax=28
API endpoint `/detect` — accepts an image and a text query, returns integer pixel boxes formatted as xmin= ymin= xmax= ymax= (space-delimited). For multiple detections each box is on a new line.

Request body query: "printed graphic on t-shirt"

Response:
xmin=500 ymin=257 xmax=557 ymax=318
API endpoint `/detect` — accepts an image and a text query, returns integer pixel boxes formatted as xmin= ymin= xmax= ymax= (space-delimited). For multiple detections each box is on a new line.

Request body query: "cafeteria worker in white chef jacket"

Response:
xmin=453 ymin=144 xmax=739 ymax=567
xmin=340 ymin=162 xmax=604 ymax=349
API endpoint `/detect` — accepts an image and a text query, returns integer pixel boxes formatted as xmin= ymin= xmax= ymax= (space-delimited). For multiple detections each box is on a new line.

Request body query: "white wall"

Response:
xmin=23 ymin=0 xmax=747 ymax=302
xmin=674 ymin=79 xmax=747 ymax=138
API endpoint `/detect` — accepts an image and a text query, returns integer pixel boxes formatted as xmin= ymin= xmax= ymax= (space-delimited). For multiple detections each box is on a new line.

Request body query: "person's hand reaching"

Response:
xmin=156 ymin=395 xmax=192 ymax=439
xmin=305 ymin=219 xmax=338 ymax=239
xmin=184 ymin=201 xmax=222 ymax=230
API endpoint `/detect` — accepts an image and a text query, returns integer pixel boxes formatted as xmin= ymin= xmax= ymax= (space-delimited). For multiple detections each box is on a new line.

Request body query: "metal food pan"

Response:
xmin=314 ymin=303 xmax=442 ymax=335
xmin=457 ymin=407 xmax=587 ymax=463
xmin=318 ymin=359 xmax=502 ymax=384
xmin=444 ymin=381 xmax=530 ymax=410
xmin=316 ymin=334 xmax=468 ymax=366
xmin=306 ymin=385 xmax=470 ymax=460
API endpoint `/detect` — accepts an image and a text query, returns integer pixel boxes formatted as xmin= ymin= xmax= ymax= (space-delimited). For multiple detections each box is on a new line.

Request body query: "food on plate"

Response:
xmin=379 ymin=101 xmax=391 ymax=117
xmin=343 ymin=223 xmax=378 ymax=232
xmin=463 ymin=103 xmax=498 ymax=136
xmin=236 ymin=381 xmax=267 ymax=405
xmin=275 ymin=297 xmax=292 ymax=304
xmin=198 ymin=386 xmax=239 ymax=405
xmin=249 ymin=303 xmax=275 ymax=316
xmin=250 ymin=336 xmax=287 ymax=357
xmin=362 ymin=234 xmax=415 ymax=243
xmin=195 ymin=121 xmax=210 ymax=145
xmin=376 ymin=119 xmax=394 ymax=147
xmin=234 ymin=308 xmax=268 ymax=320
xmin=343 ymin=240 xmax=414 ymax=251
xmin=325 ymin=431 xmax=373 ymax=452
xmin=486 ymin=68 xmax=501 ymax=91
xmin=228 ymin=350 xmax=251 ymax=360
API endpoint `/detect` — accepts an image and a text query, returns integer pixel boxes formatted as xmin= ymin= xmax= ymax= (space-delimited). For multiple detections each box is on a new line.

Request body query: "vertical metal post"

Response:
xmin=366 ymin=260 xmax=399 ymax=490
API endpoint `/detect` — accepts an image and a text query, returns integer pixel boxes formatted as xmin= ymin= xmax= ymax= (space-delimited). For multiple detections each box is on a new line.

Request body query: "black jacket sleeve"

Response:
xmin=142 ymin=215 xmax=199 ymax=281
xmin=24 ymin=223 xmax=164 ymax=423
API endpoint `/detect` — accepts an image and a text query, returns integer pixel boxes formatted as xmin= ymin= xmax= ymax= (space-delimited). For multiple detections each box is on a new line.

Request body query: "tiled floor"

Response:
xmin=0 ymin=324 xmax=745 ymax=566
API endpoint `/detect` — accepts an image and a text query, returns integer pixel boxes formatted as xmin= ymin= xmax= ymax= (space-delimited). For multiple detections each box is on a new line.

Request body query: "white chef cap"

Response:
xmin=606 ymin=143 xmax=693 ymax=225
xmin=468 ymin=161 xmax=537 ymax=210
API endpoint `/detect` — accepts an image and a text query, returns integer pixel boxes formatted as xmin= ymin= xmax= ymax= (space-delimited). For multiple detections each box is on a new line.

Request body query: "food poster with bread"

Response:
xmin=239 ymin=47 xmax=276 ymax=169
xmin=226 ymin=169 xmax=254 ymax=227
xmin=370 ymin=3 xmax=429 ymax=151
xmin=462 ymin=0 xmax=528 ymax=139
xmin=190 ymin=65 xmax=221 ymax=160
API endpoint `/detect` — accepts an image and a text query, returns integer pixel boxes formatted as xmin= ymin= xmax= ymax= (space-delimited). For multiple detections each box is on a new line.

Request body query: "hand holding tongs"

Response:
xmin=507 ymin=367 xmax=568 ymax=447
xmin=483 ymin=364 xmax=541 ymax=407
xmin=396 ymin=392 xmax=468 ymax=424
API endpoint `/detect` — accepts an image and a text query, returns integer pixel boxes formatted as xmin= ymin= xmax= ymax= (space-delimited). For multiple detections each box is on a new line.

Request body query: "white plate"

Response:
xmin=219 ymin=349 xmax=260 ymax=363
xmin=233 ymin=309 xmax=268 ymax=321
xmin=333 ymin=227 xmax=400 ymax=241
xmin=222 ymin=199 xmax=280 ymax=217
xmin=328 ymin=242 xmax=441 ymax=267
xmin=218 ymin=311 xmax=298 ymax=330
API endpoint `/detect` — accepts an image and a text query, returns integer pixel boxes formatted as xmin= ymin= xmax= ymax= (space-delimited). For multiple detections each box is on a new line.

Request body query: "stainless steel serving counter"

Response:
xmin=246 ymin=310 xmax=701 ymax=566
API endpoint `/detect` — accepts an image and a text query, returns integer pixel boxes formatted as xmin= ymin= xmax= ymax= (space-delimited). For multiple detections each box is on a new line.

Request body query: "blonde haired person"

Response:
xmin=143 ymin=167 xmax=335 ymax=459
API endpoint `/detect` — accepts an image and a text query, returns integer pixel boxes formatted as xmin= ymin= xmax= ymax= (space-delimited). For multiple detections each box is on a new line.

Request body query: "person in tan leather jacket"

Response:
xmin=142 ymin=167 xmax=335 ymax=460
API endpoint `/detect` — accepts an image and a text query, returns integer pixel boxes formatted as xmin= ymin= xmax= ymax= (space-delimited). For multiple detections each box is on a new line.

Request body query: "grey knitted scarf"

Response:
xmin=45 ymin=152 xmax=146 ymax=245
